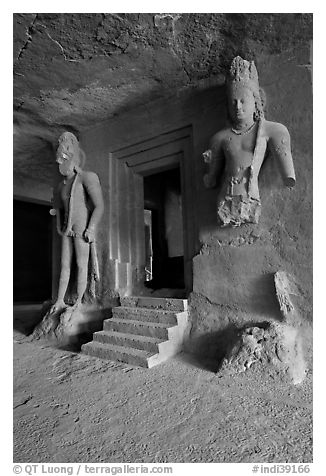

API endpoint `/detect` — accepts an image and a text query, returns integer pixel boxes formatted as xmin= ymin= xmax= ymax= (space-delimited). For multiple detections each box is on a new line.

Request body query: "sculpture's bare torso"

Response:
xmin=208 ymin=120 xmax=292 ymax=201
xmin=57 ymin=171 xmax=101 ymax=238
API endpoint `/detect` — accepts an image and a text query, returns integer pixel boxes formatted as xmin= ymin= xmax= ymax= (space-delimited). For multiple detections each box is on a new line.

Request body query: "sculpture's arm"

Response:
xmin=267 ymin=122 xmax=296 ymax=188
xmin=203 ymin=133 xmax=225 ymax=188
xmin=55 ymin=209 xmax=63 ymax=236
xmin=50 ymin=184 xmax=64 ymax=236
xmin=83 ymin=172 xmax=104 ymax=242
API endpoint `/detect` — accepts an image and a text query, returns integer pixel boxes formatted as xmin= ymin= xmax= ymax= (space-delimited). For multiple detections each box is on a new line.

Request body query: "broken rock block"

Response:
xmin=218 ymin=322 xmax=307 ymax=385
xmin=31 ymin=303 xmax=105 ymax=346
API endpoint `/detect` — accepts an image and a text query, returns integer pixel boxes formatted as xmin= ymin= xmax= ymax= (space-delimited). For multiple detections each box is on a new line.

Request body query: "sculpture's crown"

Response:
xmin=227 ymin=56 xmax=259 ymax=93
xmin=58 ymin=131 xmax=79 ymax=148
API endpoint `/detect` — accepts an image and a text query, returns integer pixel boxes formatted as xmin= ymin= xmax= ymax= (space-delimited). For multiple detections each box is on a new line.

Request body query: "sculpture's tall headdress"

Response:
xmin=227 ymin=56 xmax=264 ymax=120
xmin=57 ymin=131 xmax=86 ymax=168
xmin=227 ymin=56 xmax=259 ymax=93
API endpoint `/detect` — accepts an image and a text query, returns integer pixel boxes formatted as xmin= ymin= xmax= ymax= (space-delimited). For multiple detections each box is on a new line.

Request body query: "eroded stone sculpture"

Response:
xmin=203 ymin=56 xmax=296 ymax=227
xmin=50 ymin=132 xmax=104 ymax=313
xmin=218 ymin=271 xmax=307 ymax=385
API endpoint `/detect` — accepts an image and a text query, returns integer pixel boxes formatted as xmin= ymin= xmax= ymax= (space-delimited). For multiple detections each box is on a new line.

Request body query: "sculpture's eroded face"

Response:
xmin=56 ymin=133 xmax=80 ymax=177
xmin=228 ymin=84 xmax=256 ymax=125
xmin=56 ymin=150 xmax=76 ymax=177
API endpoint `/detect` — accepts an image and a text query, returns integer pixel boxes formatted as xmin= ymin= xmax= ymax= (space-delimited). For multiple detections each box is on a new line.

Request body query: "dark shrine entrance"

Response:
xmin=144 ymin=167 xmax=184 ymax=290
xmin=13 ymin=199 xmax=52 ymax=303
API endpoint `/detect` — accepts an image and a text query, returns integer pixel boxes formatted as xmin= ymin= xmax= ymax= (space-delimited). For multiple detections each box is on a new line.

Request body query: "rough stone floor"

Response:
xmin=13 ymin=331 xmax=312 ymax=463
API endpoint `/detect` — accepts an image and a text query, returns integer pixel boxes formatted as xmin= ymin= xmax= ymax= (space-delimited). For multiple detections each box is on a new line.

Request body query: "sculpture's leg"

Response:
xmin=50 ymin=235 xmax=73 ymax=313
xmin=73 ymin=236 xmax=90 ymax=307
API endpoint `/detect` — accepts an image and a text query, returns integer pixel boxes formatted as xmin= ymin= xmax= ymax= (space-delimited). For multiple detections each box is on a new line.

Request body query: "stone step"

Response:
xmin=112 ymin=306 xmax=179 ymax=324
xmin=81 ymin=297 xmax=189 ymax=368
xmin=82 ymin=341 xmax=153 ymax=368
xmin=82 ymin=339 xmax=183 ymax=369
xmin=93 ymin=330 xmax=163 ymax=353
xmin=120 ymin=296 xmax=188 ymax=312
xmin=103 ymin=318 xmax=176 ymax=340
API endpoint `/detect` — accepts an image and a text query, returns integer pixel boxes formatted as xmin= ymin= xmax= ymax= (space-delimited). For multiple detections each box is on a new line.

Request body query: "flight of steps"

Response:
xmin=82 ymin=296 xmax=189 ymax=368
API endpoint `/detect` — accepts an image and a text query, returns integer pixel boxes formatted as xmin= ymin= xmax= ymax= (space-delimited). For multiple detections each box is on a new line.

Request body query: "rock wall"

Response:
xmin=73 ymin=16 xmax=313 ymax=363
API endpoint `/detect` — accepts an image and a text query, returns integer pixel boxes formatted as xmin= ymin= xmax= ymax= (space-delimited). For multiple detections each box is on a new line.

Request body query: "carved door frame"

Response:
xmin=107 ymin=125 xmax=197 ymax=295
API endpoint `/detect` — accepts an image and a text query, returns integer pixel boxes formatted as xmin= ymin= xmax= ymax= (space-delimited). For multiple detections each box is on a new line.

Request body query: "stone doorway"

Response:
xmin=108 ymin=126 xmax=197 ymax=297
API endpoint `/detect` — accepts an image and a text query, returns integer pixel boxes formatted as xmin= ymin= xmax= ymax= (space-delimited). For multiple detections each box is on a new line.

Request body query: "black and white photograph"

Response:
xmin=11 ymin=7 xmax=314 ymax=472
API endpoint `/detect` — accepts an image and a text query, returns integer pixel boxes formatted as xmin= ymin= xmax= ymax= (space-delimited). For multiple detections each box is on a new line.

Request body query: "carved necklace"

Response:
xmin=63 ymin=174 xmax=74 ymax=185
xmin=231 ymin=121 xmax=256 ymax=135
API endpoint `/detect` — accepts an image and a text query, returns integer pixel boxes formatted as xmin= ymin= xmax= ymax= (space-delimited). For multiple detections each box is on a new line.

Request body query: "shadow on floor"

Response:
xmin=173 ymin=351 xmax=219 ymax=373
xmin=13 ymin=303 xmax=46 ymax=336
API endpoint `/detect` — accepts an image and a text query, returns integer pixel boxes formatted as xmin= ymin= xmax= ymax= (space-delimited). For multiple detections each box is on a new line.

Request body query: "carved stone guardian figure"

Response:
xmin=50 ymin=132 xmax=104 ymax=313
xmin=203 ymin=56 xmax=296 ymax=227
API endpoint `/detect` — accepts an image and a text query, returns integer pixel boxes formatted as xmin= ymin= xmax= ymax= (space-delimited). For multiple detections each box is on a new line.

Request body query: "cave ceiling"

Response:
xmin=13 ymin=13 xmax=312 ymax=185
